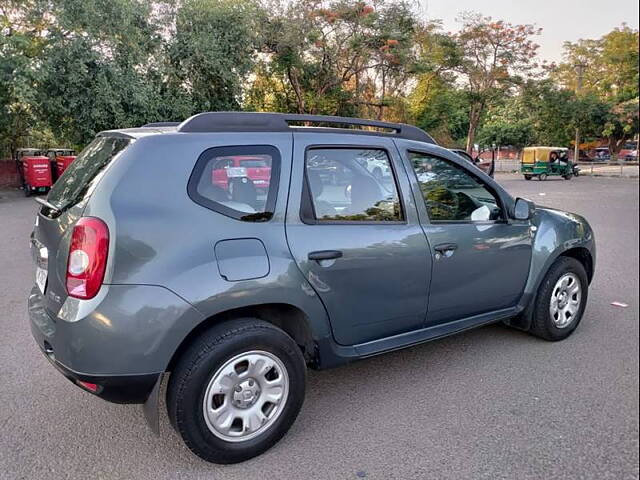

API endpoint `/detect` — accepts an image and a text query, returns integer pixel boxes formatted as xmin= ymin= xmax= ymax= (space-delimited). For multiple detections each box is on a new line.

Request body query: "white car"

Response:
xmin=357 ymin=157 xmax=391 ymax=179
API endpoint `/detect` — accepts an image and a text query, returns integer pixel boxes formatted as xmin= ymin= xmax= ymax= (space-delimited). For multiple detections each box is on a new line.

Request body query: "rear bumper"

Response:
xmin=28 ymin=283 xmax=203 ymax=404
xmin=29 ymin=292 xmax=159 ymax=404
xmin=39 ymin=344 xmax=159 ymax=404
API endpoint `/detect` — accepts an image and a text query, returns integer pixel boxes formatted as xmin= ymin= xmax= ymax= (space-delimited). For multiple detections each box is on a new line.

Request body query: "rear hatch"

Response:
xmin=31 ymin=136 xmax=132 ymax=317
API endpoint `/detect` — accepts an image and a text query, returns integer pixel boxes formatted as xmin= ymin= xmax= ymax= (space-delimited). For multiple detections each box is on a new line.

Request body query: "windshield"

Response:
xmin=47 ymin=136 xmax=131 ymax=210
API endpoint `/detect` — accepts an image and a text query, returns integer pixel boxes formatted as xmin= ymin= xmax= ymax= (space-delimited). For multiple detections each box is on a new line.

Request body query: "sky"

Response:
xmin=419 ymin=0 xmax=639 ymax=62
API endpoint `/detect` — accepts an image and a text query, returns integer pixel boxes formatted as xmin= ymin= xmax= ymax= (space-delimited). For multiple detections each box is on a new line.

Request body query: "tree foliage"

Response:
xmin=0 ymin=1 xmax=638 ymax=158
xmin=251 ymin=0 xmax=420 ymax=118
xmin=553 ymin=25 xmax=639 ymax=158
xmin=452 ymin=13 xmax=541 ymax=152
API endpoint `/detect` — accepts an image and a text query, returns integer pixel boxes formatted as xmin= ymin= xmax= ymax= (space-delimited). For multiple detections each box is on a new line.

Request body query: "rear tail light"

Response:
xmin=66 ymin=217 xmax=109 ymax=299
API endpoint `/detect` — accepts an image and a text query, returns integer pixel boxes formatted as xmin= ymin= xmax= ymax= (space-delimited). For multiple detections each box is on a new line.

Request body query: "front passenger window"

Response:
xmin=409 ymin=152 xmax=502 ymax=222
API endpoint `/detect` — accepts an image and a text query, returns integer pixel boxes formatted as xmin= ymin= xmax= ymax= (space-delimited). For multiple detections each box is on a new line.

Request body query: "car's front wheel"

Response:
xmin=528 ymin=256 xmax=588 ymax=341
xmin=167 ymin=319 xmax=306 ymax=464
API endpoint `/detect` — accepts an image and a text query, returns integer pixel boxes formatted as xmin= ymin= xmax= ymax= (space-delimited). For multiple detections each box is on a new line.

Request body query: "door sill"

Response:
xmin=354 ymin=307 xmax=519 ymax=357
xmin=316 ymin=307 xmax=520 ymax=368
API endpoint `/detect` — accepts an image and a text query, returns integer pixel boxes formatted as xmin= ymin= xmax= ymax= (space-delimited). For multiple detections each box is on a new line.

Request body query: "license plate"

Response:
xmin=36 ymin=266 xmax=47 ymax=294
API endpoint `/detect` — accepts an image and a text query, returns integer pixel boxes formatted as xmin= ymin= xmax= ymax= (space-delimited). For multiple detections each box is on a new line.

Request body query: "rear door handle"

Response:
xmin=308 ymin=250 xmax=343 ymax=261
xmin=433 ymin=243 xmax=458 ymax=256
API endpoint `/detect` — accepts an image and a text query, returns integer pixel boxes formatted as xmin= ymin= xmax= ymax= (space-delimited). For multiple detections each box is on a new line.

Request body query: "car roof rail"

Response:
xmin=176 ymin=112 xmax=436 ymax=144
xmin=141 ymin=122 xmax=181 ymax=128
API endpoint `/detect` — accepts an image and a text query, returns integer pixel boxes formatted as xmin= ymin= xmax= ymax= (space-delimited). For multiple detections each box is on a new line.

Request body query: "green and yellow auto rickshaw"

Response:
xmin=521 ymin=147 xmax=574 ymax=181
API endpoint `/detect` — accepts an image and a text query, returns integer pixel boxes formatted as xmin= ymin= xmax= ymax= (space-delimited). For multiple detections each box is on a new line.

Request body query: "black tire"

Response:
xmin=167 ymin=318 xmax=306 ymax=464
xmin=524 ymin=175 xmax=532 ymax=181
xmin=538 ymin=173 xmax=548 ymax=181
xmin=528 ymin=257 xmax=588 ymax=341
xmin=563 ymin=173 xmax=572 ymax=180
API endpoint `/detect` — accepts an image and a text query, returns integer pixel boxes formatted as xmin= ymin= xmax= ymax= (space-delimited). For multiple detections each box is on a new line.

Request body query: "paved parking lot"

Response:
xmin=0 ymin=174 xmax=638 ymax=480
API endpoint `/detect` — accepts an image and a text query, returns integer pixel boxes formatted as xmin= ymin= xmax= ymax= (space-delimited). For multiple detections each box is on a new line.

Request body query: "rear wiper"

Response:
xmin=35 ymin=197 xmax=62 ymax=214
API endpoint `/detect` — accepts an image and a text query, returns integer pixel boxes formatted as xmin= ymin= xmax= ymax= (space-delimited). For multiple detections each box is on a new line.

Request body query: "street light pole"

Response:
xmin=574 ymin=63 xmax=586 ymax=163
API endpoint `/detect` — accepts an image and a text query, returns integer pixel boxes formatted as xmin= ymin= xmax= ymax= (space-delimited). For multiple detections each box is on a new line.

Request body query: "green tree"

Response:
xmin=164 ymin=0 xmax=262 ymax=113
xmin=0 ymin=0 xmax=50 ymax=156
xmin=452 ymin=13 xmax=541 ymax=153
xmin=477 ymin=101 xmax=535 ymax=149
xmin=408 ymin=24 xmax=467 ymax=146
xmin=33 ymin=0 xmax=166 ymax=146
xmin=253 ymin=0 xmax=418 ymax=118
xmin=554 ymin=25 xmax=639 ymax=159
xmin=409 ymin=77 xmax=469 ymax=146
xmin=602 ymin=98 xmax=639 ymax=157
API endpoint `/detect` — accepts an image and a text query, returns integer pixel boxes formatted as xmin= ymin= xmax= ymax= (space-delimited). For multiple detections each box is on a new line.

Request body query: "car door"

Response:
xmin=285 ymin=133 xmax=432 ymax=346
xmin=402 ymin=147 xmax=532 ymax=326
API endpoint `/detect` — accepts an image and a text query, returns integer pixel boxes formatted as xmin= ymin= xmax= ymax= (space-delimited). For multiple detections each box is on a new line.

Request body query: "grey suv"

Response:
xmin=29 ymin=113 xmax=595 ymax=464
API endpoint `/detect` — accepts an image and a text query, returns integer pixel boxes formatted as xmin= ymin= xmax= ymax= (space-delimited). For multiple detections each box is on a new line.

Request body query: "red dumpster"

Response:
xmin=46 ymin=148 xmax=76 ymax=182
xmin=55 ymin=155 xmax=76 ymax=178
xmin=21 ymin=155 xmax=52 ymax=196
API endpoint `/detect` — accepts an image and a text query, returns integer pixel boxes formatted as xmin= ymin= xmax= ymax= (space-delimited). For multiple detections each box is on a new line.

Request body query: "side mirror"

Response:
xmin=513 ymin=197 xmax=534 ymax=220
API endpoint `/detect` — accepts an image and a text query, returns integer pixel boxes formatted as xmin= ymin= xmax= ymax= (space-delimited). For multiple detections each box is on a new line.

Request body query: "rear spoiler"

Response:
xmin=35 ymin=197 xmax=61 ymax=214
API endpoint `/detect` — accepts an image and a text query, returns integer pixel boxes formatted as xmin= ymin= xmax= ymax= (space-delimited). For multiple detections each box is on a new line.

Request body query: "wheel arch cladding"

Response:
xmin=508 ymin=208 xmax=595 ymax=330
xmin=560 ymin=246 xmax=594 ymax=284
xmin=166 ymin=303 xmax=317 ymax=372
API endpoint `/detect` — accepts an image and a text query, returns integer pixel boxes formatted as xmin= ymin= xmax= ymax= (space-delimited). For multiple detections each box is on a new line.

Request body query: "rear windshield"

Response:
xmin=47 ymin=136 xmax=131 ymax=210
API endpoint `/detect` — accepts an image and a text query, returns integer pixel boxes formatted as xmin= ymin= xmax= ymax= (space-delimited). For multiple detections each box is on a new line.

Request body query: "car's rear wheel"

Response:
xmin=528 ymin=256 xmax=588 ymax=341
xmin=538 ymin=173 xmax=548 ymax=181
xmin=524 ymin=175 xmax=532 ymax=181
xmin=167 ymin=319 xmax=306 ymax=464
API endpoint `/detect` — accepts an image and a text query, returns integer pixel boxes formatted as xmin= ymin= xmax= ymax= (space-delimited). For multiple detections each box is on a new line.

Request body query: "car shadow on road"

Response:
xmin=145 ymin=322 xmax=539 ymax=469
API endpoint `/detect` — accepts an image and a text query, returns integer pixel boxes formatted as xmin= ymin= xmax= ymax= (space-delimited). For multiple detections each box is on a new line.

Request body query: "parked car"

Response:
xmin=572 ymin=149 xmax=592 ymax=162
xmin=620 ymin=142 xmax=638 ymax=161
xmin=449 ymin=148 xmax=495 ymax=177
xmin=211 ymin=155 xmax=272 ymax=192
xmin=29 ymin=113 xmax=595 ymax=464
xmin=355 ymin=152 xmax=392 ymax=180
xmin=593 ymin=147 xmax=611 ymax=161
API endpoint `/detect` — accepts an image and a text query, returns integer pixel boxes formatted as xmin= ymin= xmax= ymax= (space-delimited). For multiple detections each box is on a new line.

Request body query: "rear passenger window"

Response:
xmin=304 ymin=148 xmax=403 ymax=222
xmin=188 ymin=145 xmax=280 ymax=221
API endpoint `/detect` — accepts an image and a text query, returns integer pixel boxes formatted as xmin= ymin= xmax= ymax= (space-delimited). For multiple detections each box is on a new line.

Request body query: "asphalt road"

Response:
xmin=0 ymin=174 xmax=638 ymax=480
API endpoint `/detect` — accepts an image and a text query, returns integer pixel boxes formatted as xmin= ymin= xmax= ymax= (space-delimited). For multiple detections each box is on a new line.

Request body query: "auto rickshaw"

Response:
xmin=521 ymin=147 xmax=574 ymax=181
xmin=14 ymin=148 xmax=53 ymax=196
xmin=46 ymin=148 xmax=77 ymax=180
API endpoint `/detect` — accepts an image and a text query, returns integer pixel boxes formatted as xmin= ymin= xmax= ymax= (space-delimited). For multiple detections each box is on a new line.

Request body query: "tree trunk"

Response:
xmin=608 ymin=137 xmax=626 ymax=162
xmin=466 ymin=104 xmax=482 ymax=154
xmin=287 ymin=67 xmax=306 ymax=114
xmin=377 ymin=69 xmax=386 ymax=121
